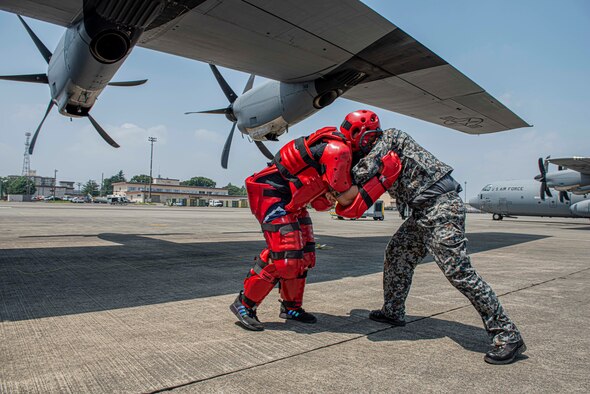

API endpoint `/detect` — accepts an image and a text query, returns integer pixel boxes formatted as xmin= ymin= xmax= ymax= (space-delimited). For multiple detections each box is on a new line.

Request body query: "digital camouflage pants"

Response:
xmin=382 ymin=191 xmax=522 ymax=345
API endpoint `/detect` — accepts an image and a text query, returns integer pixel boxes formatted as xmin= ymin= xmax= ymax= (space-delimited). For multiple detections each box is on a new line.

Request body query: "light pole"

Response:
xmin=148 ymin=136 xmax=157 ymax=202
xmin=464 ymin=181 xmax=467 ymax=202
xmin=53 ymin=169 xmax=58 ymax=197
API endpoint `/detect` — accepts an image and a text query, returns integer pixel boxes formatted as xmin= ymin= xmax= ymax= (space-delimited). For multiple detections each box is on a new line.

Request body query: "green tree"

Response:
xmin=181 ymin=176 xmax=216 ymax=188
xmin=82 ymin=180 xmax=99 ymax=197
xmin=6 ymin=176 xmax=36 ymax=195
xmin=130 ymin=174 xmax=151 ymax=184
xmin=225 ymin=183 xmax=246 ymax=196
xmin=0 ymin=176 xmax=8 ymax=199
xmin=102 ymin=170 xmax=126 ymax=195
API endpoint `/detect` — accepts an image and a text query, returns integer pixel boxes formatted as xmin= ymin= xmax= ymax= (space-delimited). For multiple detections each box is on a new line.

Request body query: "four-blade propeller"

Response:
xmin=185 ymin=64 xmax=274 ymax=169
xmin=534 ymin=156 xmax=570 ymax=202
xmin=535 ymin=156 xmax=553 ymax=200
xmin=0 ymin=15 xmax=146 ymax=154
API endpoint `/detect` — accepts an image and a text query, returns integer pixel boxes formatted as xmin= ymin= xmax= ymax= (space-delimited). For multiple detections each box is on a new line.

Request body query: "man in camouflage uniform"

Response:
xmin=352 ymin=127 xmax=526 ymax=365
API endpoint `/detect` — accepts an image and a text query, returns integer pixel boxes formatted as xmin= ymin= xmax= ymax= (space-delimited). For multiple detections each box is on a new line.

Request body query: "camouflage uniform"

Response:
xmin=353 ymin=128 xmax=521 ymax=345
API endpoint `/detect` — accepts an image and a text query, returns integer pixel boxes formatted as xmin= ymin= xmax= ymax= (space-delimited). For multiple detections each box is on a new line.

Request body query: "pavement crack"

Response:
xmin=148 ymin=266 xmax=590 ymax=393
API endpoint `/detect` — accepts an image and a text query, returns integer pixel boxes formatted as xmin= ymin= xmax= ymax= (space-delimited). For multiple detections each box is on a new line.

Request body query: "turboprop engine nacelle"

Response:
xmin=49 ymin=18 xmax=141 ymax=117
xmin=233 ymin=80 xmax=320 ymax=141
xmin=570 ymin=199 xmax=590 ymax=218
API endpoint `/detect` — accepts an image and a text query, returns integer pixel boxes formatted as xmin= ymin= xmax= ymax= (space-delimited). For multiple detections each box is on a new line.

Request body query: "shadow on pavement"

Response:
xmin=0 ymin=232 xmax=548 ymax=322
xmin=263 ymin=309 xmax=490 ymax=354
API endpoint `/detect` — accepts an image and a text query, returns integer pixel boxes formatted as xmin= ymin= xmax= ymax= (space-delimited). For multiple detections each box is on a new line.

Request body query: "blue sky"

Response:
xmin=0 ymin=1 xmax=588 ymax=198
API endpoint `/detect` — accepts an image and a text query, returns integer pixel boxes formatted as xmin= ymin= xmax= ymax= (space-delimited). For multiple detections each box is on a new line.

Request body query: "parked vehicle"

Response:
xmin=209 ymin=199 xmax=223 ymax=207
xmin=107 ymin=195 xmax=128 ymax=205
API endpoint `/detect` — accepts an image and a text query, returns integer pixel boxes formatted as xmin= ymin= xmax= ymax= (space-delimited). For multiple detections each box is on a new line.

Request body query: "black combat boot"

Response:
xmin=368 ymin=310 xmax=406 ymax=326
xmin=484 ymin=338 xmax=526 ymax=364
xmin=279 ymin=301 xmax=317 ymax=323
xmin=229 ymin=292 xmax=264 ymax=331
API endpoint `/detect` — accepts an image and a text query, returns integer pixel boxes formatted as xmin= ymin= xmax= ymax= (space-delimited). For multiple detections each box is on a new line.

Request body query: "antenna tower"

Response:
xmin=22 ymin=132 xmax=32 ymax=176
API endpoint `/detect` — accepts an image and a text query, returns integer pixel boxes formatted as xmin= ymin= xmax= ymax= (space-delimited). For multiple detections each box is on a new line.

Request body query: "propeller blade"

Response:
xmin=185 ymin=108 xmax=229 ymax=115
xmin=537 ymin=157 xmax=546 ymax=178
xmin=0 ymin=73 xmax=48 ymax=84
xmin=87 ymin=113 xmax=120 ymax=148
xmin=107 ymin=79 xmax=148 ymax=87
xmin=243 ymin=74 xmax=255 ymax=94
xmin=564 ymin=191 xmax=570 ymax=201
xmin=255 ymin=140 xmax=274 ymax=160
xmin=539 ymin=183 xmax=545 ymax=201
xmin=209 ymin=64 xmax=237 ymax=103
xmin=559 ymin=191 xmax=566 ymax=203
xmin=17 ymin=15 xmax=52 ymax=64
xmin=29 ymin=99 xmax=54 ymax=154
xmin=221 ymin=123 xmax=237 ymax=169
xmin=544 ymin=183 xmax=553 ymax=198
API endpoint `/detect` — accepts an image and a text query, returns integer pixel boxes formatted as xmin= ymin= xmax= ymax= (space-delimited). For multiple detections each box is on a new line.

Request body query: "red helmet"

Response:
xmin=339 ymin=110 xmax=382 ymax=153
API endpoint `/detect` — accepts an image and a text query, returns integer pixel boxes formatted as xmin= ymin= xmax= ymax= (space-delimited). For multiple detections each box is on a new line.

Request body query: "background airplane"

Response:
xmin=469 ymin=179 xmax=590 ymax=220
xmin=0 ymin=0 xmax=529 ymax=167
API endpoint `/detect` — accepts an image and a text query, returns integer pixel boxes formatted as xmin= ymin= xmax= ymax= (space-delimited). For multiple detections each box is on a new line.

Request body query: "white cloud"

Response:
xmin=193 ymin=128 xmax=224 ymax=144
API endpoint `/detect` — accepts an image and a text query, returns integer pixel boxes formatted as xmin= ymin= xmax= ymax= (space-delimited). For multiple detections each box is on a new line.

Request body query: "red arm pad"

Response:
xmin=379 ymin=151 xmax=402 ymax=189
xmin=335 ymin=177 xmax=386 ymax=218
xmin=310 ymin=195 xmax=333 ymax=211
xmin=336 ymin=152 xmax=401 ymax=219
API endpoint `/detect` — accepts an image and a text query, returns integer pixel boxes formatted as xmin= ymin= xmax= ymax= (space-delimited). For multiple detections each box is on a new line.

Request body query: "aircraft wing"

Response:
xmin=548 ymin=157 xmax=590 ymax=175
xmin=0 ymin=0 xmax=530 ymax=134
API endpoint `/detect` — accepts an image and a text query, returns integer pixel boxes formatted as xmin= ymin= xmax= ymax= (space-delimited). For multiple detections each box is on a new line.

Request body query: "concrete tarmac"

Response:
xmin=0 ymin=202 xmax=589 ymax=393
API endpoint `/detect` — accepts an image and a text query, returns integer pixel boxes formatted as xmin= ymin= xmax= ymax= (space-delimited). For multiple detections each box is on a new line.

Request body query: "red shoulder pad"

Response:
xmin=305 ymin=126 xmax=338 ymax=146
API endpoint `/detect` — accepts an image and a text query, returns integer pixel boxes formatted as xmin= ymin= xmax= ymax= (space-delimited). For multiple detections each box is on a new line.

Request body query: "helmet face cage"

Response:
xmin=358 ymin=128 xmax=383 ymax=154
xmin=340 ymin=110 xmax=381 ymax=153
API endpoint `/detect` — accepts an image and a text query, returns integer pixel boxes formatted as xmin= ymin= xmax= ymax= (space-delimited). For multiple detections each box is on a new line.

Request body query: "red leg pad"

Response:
xmin=280 ymin=277 xmax=306 ymax=309
xmin=298 ymin=209 xmax=316 ymax=269
xmin=263 ymin=214 xmax=306 ymax=279
xmin=243 ymin=262 xmax=278 ymax=305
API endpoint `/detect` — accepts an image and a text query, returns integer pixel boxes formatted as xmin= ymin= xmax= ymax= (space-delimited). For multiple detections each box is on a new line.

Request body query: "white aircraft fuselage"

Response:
xmin=469 ymin=179 xmax=590 ymax=220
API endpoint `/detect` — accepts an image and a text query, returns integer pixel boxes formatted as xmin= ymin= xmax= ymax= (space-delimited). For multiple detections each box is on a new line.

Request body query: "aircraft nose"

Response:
xmin=468 ymin=196 xmax=481 ymax=209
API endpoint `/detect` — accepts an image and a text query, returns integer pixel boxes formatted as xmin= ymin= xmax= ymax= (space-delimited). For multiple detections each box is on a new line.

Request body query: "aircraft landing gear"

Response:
xmin=492 ymin=213 xmax=504 ymax=221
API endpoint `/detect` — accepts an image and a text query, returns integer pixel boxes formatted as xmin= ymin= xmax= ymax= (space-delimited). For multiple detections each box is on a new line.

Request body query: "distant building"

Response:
xmin=113 ymin=178 xmax=248 ymax=207
xmin=7 ymin=171 xmax=75 ymax=198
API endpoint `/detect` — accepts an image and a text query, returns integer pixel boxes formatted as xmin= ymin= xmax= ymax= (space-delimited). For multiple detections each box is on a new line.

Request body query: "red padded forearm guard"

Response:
xmin=335 ymin=177 xmax=386 ymax=219
xmin=310 ymin=195 xmax=333 ymax=211
xmin=336 ymin=152 xmax=401 ymax=219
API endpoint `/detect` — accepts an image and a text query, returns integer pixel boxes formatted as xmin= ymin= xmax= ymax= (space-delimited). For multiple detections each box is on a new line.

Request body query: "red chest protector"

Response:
xmin=273 ymin=127 xmax=351 ymax=212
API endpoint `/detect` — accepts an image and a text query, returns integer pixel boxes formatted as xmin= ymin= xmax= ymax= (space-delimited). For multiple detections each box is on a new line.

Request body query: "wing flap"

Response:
xmin=343 ymin=75 xmax=512 ymax=134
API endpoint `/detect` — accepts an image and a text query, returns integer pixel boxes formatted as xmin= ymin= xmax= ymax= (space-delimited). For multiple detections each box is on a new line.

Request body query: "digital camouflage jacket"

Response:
xmin=352 ymin=128 xmax=453 ymax=217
